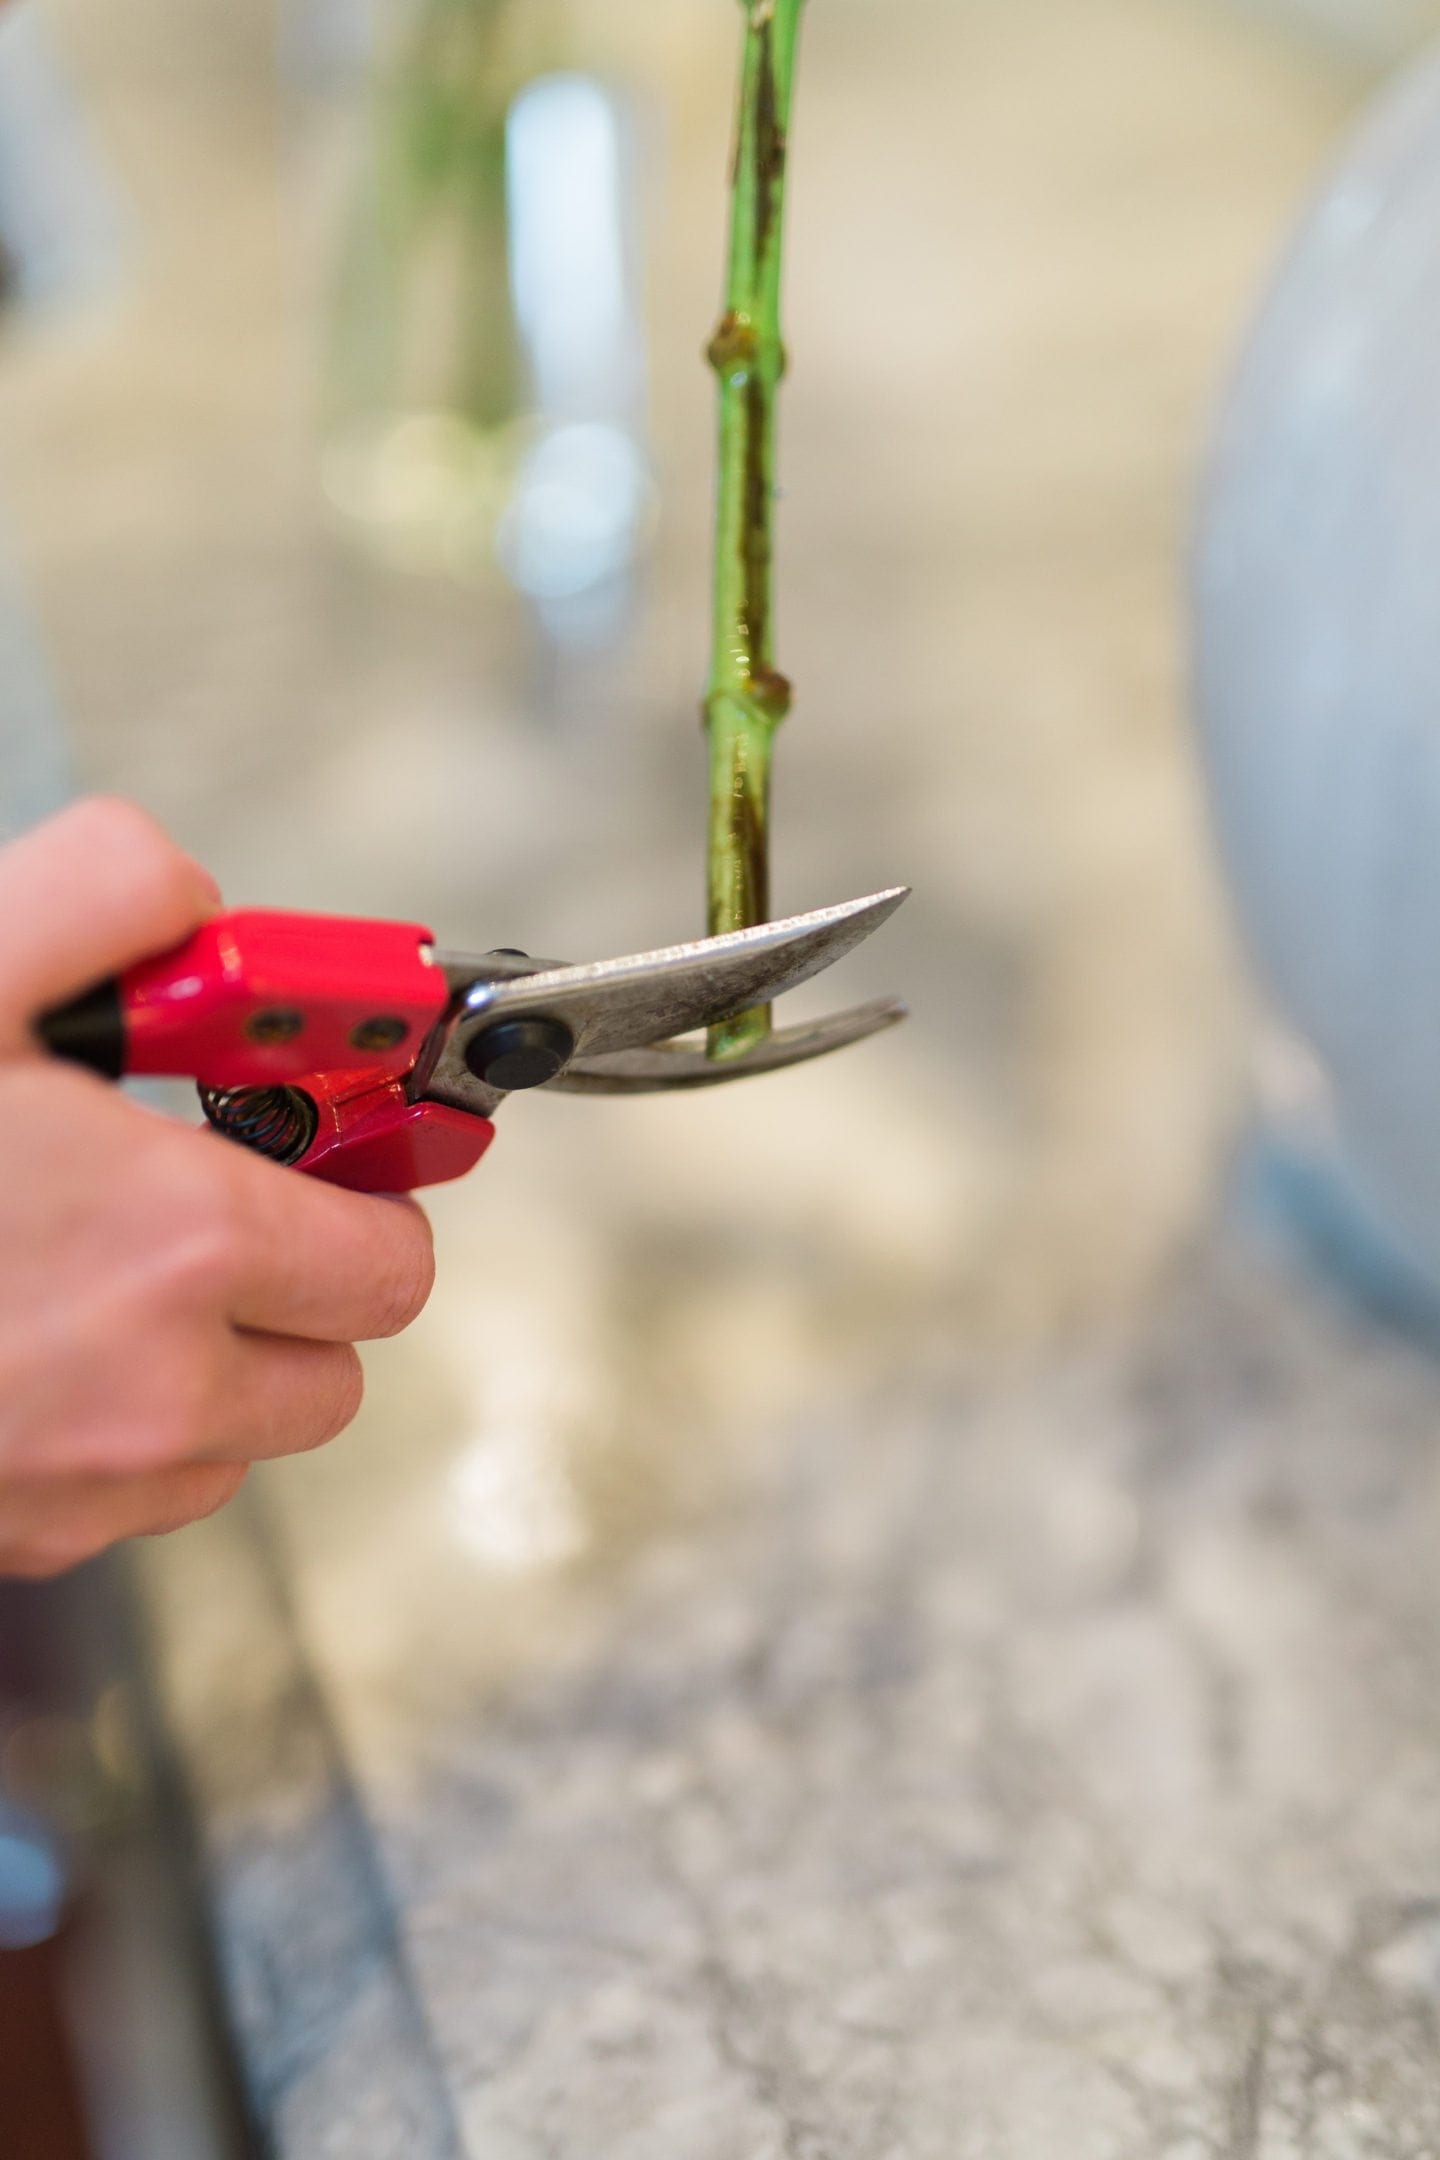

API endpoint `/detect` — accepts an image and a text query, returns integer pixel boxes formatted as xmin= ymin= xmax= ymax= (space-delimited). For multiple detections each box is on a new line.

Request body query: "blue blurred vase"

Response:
xmin=1195 ymin=43 xmax=1440 ymax=1295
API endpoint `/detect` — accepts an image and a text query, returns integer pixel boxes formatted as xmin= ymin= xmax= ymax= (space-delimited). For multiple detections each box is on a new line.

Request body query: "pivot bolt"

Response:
xmin=464 ymin=1016 xmax=574 ymax=1092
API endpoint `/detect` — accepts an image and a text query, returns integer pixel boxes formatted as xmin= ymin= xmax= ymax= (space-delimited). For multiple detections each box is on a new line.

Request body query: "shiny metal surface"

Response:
xmin=548 ymin=996 xmax=907 ymax=1093
xmin=422 ymin=888 xmax=908 ymax=1117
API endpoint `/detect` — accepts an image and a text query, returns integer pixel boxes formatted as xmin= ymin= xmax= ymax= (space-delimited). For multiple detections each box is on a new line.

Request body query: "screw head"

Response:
xmin=464 ymin=1016 xmax=574 ymax=1093
xmin=245 ymin=1008 xmax=305 ymax=1045
xmin=350 ymin=1014 xmax=410 ymax=1052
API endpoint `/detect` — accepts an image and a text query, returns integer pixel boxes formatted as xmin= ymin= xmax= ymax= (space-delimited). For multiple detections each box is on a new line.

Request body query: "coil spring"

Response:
xmin=199 ymin=1085 xmax=319 ymax=1166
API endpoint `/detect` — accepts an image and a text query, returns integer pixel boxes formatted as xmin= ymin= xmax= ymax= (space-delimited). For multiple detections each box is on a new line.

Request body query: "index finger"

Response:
xmin=0 ymin=798 xmax=220 ymax=1053
xmin=219 ymin=1136 xmax=437 ymax=1343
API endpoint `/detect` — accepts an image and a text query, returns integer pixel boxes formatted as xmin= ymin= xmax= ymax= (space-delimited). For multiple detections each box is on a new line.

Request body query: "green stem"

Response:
xmin=704 ymin=0 xmax=805 ymax=1059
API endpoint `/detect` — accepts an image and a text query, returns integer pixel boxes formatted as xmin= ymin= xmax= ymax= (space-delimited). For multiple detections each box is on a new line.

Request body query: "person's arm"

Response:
xmin=0 ymin=796 xmax=435 ymax=1576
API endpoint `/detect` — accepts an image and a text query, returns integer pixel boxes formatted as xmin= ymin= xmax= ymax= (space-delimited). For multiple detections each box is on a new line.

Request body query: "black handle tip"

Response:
xmin=37 ymin=981 xmax=126 ymax=1079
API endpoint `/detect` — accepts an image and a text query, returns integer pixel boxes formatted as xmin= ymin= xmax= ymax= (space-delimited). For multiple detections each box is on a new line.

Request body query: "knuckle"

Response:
xmin=128 ymin=1406 xmax=207 ymax=1476
xmin=139 ymin=1146 xmax=247 ymax=1302
xmin=70 ymin=1411 xmax=188 ymax=1480
xmin=169 ymin=1214 xmax=246 ymax=1307
xmin=0 ymin=1311 xmax=221 ymax=1483
xmin=72 ymin=1344 xmax=219 ymax=1477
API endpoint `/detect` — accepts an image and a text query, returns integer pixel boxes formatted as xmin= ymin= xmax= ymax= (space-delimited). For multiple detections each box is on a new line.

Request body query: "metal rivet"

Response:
xmin=464 ymin=1016 xmax=574 ymax=1092
xmin=245 ymin=1008 xmax=304 ymax=1045
xmin=350 ymin=1015 xmax=410 ymax=1052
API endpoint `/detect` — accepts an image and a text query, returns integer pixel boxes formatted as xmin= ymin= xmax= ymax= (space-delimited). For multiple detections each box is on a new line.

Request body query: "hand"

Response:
xmin=0 ymin=799 xmax=435 ymax=1577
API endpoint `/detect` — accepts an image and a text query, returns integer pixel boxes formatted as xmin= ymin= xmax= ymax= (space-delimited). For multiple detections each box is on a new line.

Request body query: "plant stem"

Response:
xmin=704 ymin=0 xmax=805 ymax=1058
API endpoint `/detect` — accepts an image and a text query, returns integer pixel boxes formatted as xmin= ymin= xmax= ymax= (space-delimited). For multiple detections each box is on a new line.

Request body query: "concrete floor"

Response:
xmin=11 ymin=2 xmax=1440 ymax=2153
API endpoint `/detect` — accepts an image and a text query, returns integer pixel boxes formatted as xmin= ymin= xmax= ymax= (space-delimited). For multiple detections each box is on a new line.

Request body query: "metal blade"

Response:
xmin=545 ymin=998 xmax=907 ymax=1094
xmin=422 ymin=888 xmax=908 ymax=1117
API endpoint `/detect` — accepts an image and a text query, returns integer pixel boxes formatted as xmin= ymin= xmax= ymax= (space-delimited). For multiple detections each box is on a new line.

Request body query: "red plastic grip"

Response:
xmin=297 ymin=1088 xmax=495 ymax=1192
xmin=119 ymin=910 xmax=448 ymax=1088
xmin=107 ymin=910 xmax=496 ymax=1192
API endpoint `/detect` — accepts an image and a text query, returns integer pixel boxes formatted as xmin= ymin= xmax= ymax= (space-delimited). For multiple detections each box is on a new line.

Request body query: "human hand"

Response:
xmin=0 ymin=799 xmax=435 ymax=1576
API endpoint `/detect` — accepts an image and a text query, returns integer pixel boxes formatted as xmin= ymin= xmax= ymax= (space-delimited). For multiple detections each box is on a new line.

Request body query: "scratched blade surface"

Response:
xmin=425 ymin=888 xmax=908 ymax=1116
xmin=545 ymin=998 xmax=907 ymax=1094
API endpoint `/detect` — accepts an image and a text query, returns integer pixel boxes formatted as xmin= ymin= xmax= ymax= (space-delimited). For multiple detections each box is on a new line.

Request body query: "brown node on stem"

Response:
xmin=707 ymin=310 xmax=758 ymax=375
xmin=747 ymin=665 xmax=792 ymax=725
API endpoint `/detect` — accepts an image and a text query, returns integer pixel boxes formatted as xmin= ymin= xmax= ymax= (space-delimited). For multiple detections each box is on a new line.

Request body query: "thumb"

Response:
xmin=0 ymin=798 xmax=221 ymax=1054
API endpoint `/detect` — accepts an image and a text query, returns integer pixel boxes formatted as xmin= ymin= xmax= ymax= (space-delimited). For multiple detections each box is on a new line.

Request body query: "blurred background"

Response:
xmin=8 ymin=2 xmax=1440 ymax=2153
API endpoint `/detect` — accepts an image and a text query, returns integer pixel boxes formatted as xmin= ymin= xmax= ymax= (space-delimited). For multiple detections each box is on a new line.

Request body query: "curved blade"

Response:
xmin=425 ymin=888 xmax=908 ymax=1116
xmin=546 ymin=998 xmax=907 ymax=1094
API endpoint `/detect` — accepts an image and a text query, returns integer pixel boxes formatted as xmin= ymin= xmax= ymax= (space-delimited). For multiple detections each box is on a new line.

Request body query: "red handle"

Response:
xmin=120 ymin=909 xmax=448 ymax=1086
xmin=57 ymin=910 xmax=497 ymax=1194
xmin=295 ymin=1085 xmax=495 ymax=1193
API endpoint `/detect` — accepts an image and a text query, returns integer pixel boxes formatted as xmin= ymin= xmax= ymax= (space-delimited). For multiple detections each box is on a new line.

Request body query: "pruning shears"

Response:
xmin=35 ymin=891 xmax=908 ymax=1192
